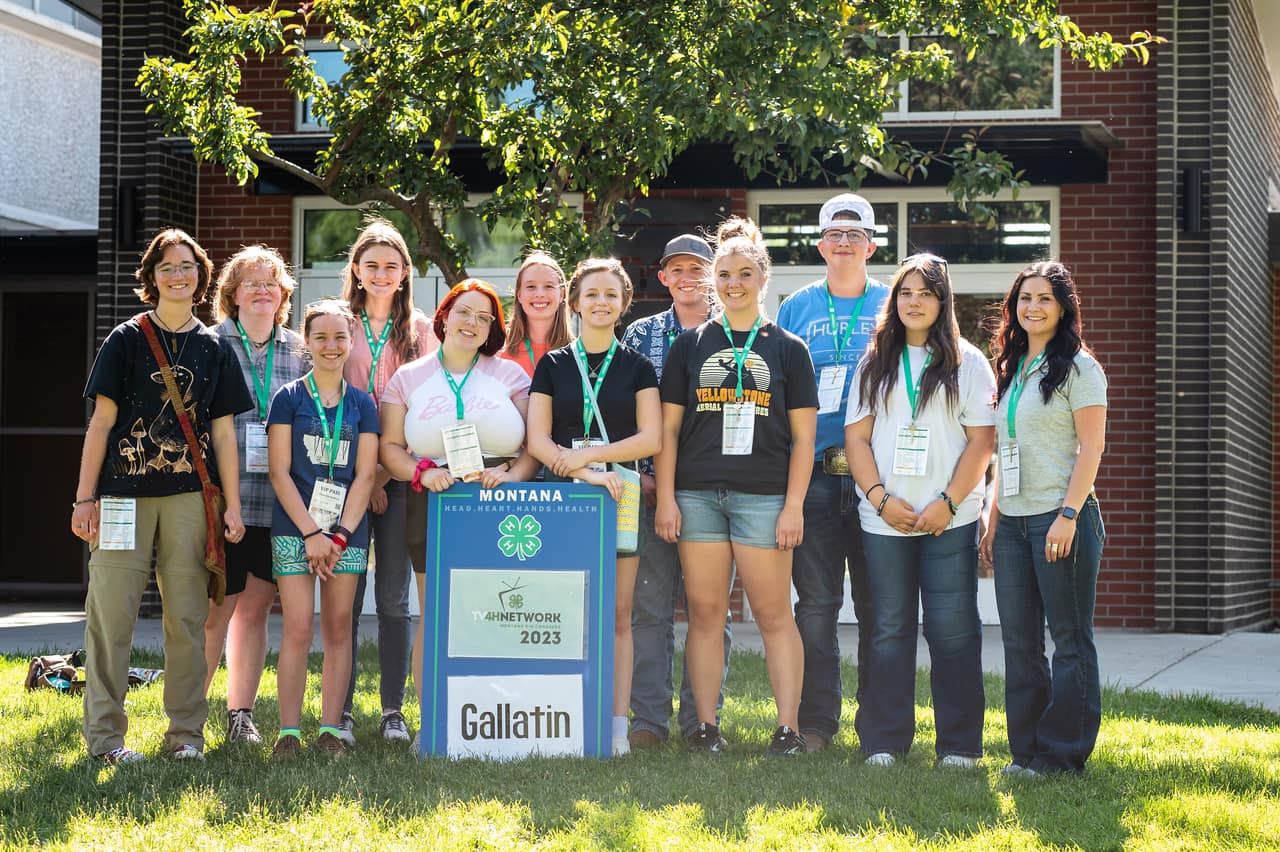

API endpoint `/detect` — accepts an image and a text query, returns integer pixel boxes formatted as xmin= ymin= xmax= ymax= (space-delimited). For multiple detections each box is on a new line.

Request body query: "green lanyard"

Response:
xmin=361 ymin=311 xmax=392 ymax=395
xmin=823 ymin=280 xmax=866 ymax=364
xmin=1006 ymin=351 xmax=1046 ymax=439
xmin=575 ymin=337 xmax=618 ymax=439
xmin=235 ymin=321 xmax=275 ymax=421
xmin=439 ymin=349 xmax=479 ymax=421
xmin=901 ymin=346 xmax=933 ymax=423
xmin=305 ymin=373 xmax=346 ymax=480
xmin=720 ymin=315 xmax=762 ymax=401
xmin=523 ymin=338 xmax=536 ymax=370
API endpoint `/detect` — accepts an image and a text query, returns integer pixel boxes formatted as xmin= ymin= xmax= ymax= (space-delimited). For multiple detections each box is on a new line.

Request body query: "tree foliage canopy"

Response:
xmin=138 ymin=0 xmax=1160 ymax=281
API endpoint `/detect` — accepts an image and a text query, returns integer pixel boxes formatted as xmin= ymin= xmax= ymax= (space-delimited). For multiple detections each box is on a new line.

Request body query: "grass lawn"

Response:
xmin=3 ymin=646 xmax=1279 ymax=850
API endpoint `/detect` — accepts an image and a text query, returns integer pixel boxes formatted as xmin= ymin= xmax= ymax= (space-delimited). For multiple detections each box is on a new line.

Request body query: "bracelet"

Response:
xmin=864 ymin=483 xmax=884 ymax=500
xmin=72 ymin=496 xmax=96 ymax=508
xmin=331 ymin=533 xmax=348 ymax=552
xmin=939 ymin=490 xmax=958 ymax=516
xmin=410 ymin=457 xmax=438 ymax=493
xmin=302 ymin=528 xmax=325 ymax=540
xmin=334 ymin=525 xmax=354 ymax=540
xmin=876 ymin=492 xmax=891 ymax=516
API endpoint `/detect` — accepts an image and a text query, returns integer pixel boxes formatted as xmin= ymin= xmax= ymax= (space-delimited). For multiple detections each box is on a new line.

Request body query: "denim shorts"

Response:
xmin=271 ymin=536 xmax=368 ymax=577
xmin=675 ymin=488 xmax=785 ymax=550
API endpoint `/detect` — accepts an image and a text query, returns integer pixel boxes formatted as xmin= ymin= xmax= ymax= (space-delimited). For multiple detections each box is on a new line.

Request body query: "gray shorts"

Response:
xmin=674 ymin=488 xmax=785 ymax=550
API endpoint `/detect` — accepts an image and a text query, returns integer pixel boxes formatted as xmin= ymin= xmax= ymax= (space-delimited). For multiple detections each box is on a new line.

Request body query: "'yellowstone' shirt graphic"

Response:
xmin=660 ymin=319 xmax=818 ymax=495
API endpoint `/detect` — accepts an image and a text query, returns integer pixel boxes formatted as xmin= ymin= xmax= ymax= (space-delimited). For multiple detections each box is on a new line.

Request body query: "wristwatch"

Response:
xmin=1060 ymin=505 xmax=1079 ymax=520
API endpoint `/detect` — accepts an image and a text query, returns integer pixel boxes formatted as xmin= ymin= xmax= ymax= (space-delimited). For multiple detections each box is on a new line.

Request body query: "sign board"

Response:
xmin=419 ymin=483 xmax=616 ymax=759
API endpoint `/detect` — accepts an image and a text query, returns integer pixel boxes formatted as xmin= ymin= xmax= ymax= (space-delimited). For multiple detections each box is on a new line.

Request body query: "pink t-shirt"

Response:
xmin=343 ymin=309 xmax=439 ymax=404
xmin=382 ymin=353 xmax=531 ymax=464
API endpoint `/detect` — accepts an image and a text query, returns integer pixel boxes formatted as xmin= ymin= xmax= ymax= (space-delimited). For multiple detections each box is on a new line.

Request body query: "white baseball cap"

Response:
xmin=818 ymin=193 xmax=876 ymax=234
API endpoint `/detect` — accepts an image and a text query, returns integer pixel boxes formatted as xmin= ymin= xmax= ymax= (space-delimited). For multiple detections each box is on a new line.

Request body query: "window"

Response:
xmin=14 ymin=0 xmax=101 ymax=36
xmin=759 ymin=202 xmax=899 ymax=266
xmin=297 ymin=43 xmax=348 ymax=131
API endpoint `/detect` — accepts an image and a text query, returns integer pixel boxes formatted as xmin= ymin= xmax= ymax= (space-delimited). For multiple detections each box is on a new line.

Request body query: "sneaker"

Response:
xmin=628 ymin=729 xmax=663 ymax=749
xmin=1000 ymin=763 xmax=1027 ymax=776
xmin=336 ymin=712 xmax=356 ymax=746
xmin=938 ymin=754 xmax=979 ymax=769
xmin=612 ymin=736 xmax=631 ymax=756
xmin=865 ymin=751 xmax=896 ymax=767
xmin=227 ymin=709 xmax=263 ymax=745
xmin=379 ymin=711 xmax=411 ymax=743
xmin=96 ymin=746 xmax=144 ymax=764
xmin=801 ymin=731 xmax=829 ymax=753
xmin=271 ymin=735 xmax=303 ymax=762
xmin=686 ymin=722 xmax=727 ymax=754
xmin=765 ymin=726 xmax=806 ymax=757
xmin=314 ymin=731 xmax=348 ymax=759
xmin=170 ymin=744 xmax=205 ymax=761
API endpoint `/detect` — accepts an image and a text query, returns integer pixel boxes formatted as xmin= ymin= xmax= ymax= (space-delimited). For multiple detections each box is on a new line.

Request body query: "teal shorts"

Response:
xmin=271 ymin=535 xmax=368 ymax=577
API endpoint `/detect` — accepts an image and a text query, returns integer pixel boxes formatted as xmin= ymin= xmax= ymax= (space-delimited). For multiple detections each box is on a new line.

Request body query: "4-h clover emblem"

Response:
xmin=497 ymin=514 xmax=542 ymax=561
xmin=506 ymin=594 xmax=525 ymax=609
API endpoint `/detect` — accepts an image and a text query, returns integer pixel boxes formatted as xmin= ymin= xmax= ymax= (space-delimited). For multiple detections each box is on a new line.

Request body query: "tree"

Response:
xmin=138 ymin=0 xmax=1160 ymax=282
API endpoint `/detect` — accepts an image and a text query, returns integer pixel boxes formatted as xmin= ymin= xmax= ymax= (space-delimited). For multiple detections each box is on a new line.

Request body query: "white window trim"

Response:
xmin=880 ymin=34 xmax=1060 ymax=122
xmin=748 ymin=186 xmax=1059 ymax=313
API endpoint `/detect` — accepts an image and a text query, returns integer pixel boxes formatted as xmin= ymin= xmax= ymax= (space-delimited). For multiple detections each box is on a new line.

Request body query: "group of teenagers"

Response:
xmin=70 ymin=191 xmax=1106 ymax=778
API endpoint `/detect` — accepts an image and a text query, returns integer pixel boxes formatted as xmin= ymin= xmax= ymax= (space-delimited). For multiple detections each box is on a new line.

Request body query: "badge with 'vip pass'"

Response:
xmin=307 ymin=478 xmax=347 ymax=532
xmin=816 ymin=365 xmax=847 ymax=414
xmin=892 ymin=423 xmax=930 ymax=477
xmin=721 ymin=401 xmax=756 ymax=455
xmin=244 ymin=422 xmax=269 ymax=473
xmin=442 ymin=422 xmax=485 ymax=481
xmin=1000 ymin=442 xmax=1021 ymax=496
xmin=571 ymin=438 xmax=608 ymax=477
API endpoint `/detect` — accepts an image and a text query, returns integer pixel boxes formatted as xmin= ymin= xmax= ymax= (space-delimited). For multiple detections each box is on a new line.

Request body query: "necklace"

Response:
xmin=151 ymin=310 xmax=194 ymax=363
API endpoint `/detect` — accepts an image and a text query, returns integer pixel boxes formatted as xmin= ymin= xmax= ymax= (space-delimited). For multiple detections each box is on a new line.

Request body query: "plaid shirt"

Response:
xmin=622 ymin=306 xmax=708 ymax=477
xmin=215 ymin=319 xmax=309 ymax=528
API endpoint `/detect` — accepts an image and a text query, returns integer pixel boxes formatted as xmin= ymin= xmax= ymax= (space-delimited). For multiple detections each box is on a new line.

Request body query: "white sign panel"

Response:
xmin=446 ymin=674 xmax=583 ymax=760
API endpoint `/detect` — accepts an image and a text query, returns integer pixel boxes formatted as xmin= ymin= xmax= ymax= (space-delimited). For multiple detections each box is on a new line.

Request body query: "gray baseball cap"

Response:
xmin=819 ymin=193 xmax=876 ymax=234
xmin=660 ymin=234 xmax=714 ymax=265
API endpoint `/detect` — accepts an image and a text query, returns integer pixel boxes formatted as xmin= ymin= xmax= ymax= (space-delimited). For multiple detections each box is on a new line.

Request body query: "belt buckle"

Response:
xmin=822 ymin=447 xmax=850 ymax=476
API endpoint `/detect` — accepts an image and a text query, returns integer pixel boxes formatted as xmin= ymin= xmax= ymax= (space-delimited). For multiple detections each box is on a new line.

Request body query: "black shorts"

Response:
xmin=225 ymin=525 xmax=275 ymax=596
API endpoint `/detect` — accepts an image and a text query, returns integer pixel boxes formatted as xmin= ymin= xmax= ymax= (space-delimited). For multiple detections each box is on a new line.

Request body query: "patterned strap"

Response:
xmin=136 ymin=313 xmax=214 ymax=489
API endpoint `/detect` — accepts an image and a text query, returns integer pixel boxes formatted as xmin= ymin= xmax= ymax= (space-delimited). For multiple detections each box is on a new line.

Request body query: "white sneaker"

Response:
xmin=96 ymin=746 xmax=144 ymax=764
xmin=938 ymin=754 xmax=979 ymax=769
xmin=336 ymin=712 xmax=356 ymax=746
xmin=612 ymin=736 xmax=631 ymax=756
xmin=865 ymin=752 xmax=896 ymax=767
xmin=170 ymin=744 xmax=205 ymax=761
xmin=1000 ymin=763 xmax=1027 ymax=776
xmin=380 ymin=711 xmax=411 ymax=743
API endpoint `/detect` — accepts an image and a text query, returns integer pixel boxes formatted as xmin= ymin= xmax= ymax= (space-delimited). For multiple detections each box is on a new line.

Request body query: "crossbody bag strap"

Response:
xmin=136 ymin=312 xmax=214 ymax=488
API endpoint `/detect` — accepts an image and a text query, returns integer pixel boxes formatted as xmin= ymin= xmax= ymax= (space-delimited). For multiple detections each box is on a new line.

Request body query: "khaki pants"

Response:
xmin=83 ymin=492 xmax=210 ymax=756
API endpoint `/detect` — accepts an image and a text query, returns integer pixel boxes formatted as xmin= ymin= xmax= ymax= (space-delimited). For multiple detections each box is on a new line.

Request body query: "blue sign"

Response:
xmin=419 ymin=482 xmax=616 ymax=759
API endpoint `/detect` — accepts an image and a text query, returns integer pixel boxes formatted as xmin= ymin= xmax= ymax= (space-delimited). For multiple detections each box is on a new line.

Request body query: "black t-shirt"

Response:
xmin=530 ymin=342 xmax=659 ymax=450
xmin=660 ymin=319 xmax=818 ymax=494
xmin=84 ymin=315 xmax=254 ymax=497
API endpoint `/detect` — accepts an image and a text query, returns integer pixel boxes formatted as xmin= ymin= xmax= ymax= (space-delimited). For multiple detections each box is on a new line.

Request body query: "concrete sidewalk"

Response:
xmin=3 ymin=603 xmax=1278 ymax=714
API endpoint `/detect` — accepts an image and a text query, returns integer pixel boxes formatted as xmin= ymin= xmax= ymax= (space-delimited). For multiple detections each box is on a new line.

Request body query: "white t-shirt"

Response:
xmin=846 ymin=339 xmax=997 ymax=536
xmin=382 ymin=353 xmax=530 ymax=465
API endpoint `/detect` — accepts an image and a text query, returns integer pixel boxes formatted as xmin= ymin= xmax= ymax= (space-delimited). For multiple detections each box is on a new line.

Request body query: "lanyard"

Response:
xmin=1006 ymin=351 xmax=1046 ymax=439
xmin=305 ymin=373 xmax=346 ymax=479
xmin=235 ymin=321 xmax=275 ymax=421
xmin=901 ymin=346 xmax=933 ymax=423
xmin=523 ymin=338 xmax=536 ymax=370
xmin=823 ymin=280 xmax=867 ymax=364
xmin=575 ymin=337 xmax=617 ymax=438
xmin=720 ymin=315 xmax=762 ymax=401
xmin=439 ymin=349 xmax=479 ymax=421
xmin=361 ymin=311 xmax=392 ymax=395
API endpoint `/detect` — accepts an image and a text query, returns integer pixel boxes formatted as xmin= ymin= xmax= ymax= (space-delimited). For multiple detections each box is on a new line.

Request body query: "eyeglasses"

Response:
xmin=156 ymin=262 xmax=198 ymax=277
xmin=453 ymin=307 xmax=495 ymax=327
xmin=821 ymin=230 xmax=871 ymax=246
xmin=238 ymin=280 xmax=280 ymax=292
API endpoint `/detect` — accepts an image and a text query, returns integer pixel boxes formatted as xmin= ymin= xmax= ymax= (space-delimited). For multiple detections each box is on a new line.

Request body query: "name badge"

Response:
xmin=892 ymin=423 xmax=930 ymax=476
xmin=245 ymin=422 xmax=269 ymax=474
xmin=1000 ymin=442 xmax=1021 ymax=496
xmin=443 ymin=423 xmax=485 ymax=482
xmin=99 ymin=496 xmax=137 ymax=551
xmin=572 ymin=438 xmax=608 ymax=474
xmin=307 ymin=478 xmax=347 ymax=532
xmin=721 ymin=401 xmax=756 ymax=455
xmin=817 ymin=365 xmax=847 ymax=414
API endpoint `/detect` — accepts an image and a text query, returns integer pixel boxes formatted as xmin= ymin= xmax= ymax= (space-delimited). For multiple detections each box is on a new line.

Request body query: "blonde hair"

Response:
xmin=339 ymin=218 xmax=422 ymax=359
xmin=214 ymin=244 xmax=296 ymax=326
xmin=567 ymin=257 xmax=634 ymax=319
xmin=504 ymin=251 xmax=572 ymax=357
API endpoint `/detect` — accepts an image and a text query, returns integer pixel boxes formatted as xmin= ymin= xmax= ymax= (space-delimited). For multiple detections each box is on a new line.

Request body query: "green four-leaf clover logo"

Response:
xmin=497 ymin=514 xmax=542 ymax=561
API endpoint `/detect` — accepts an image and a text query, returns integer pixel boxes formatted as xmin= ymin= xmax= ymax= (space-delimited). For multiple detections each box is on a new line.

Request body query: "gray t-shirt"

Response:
xmin=994 ymin=351 xmax=1106 ymax=517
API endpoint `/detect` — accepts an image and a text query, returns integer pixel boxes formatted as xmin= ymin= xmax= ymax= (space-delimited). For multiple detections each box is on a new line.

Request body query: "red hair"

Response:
xmin=433 ymin=279 xmax=507 ymax=356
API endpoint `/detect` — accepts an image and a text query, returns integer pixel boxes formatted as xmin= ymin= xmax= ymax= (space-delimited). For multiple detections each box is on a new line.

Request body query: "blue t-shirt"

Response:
xmin=776 ymin=278 xmax=890 ymax=456
xmin=267 ymin=377 xmax=381 ymax=545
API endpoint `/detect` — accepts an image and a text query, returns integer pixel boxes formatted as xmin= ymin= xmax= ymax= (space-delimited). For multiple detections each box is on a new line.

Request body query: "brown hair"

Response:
xmin=433 ymin=279 xmax=507 ymax=357
xmin=567 ymin=257 xmax=634 ymax=320
xmin=339 ymin=218 xmax=422 ymax=359
xmin=504 ymin=251 xmax=572 ymax=357
xmin=302 ymin=298 xmax=357 ymax=338
xmin=133 ymin=229 xmax=215 ymax=306
xmin=213 ymin=244 xmax=297 ymax=326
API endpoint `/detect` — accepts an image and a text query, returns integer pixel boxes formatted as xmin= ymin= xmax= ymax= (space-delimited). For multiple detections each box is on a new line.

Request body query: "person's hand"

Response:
xmin=880 ymin=496 xmax=919 ymax=535
xmin=775 ymin=504 xmax=804 ymax=550
xmin=582 ymin=468 xmax=623 ymax=501
xmin=978 ymin=524 xmax=996 ymax=572
xmin=419 ymin=468 xmax=457 ymax=493
xmin=912 ymin=499 xmax=953 ymax=537
xmin=1045 ymin=515 xmax=1076 ymax=563
xmin=223 ymin=506 xmax=245 ymax=544
xmin=640 ymin=472 xmax=657 ymax=509
xmin=71 ymin=500 xmax=98 ymax=542
xmin=369 ymin=485 xmax=388 ymax=515
xmin=480 ymin=465 xmax=513 ymax=489
xmin=551 ymin=447 xmax=595 ymax=478
xmin=305 ymin=533 xmax=337 ymax=577
xmin=655 ymin=500 xmax=682 ymax=544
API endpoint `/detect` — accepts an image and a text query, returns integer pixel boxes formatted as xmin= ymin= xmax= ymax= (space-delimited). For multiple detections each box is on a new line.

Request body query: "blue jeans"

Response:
xmin=856 ymin=523 xmax=984 ymax=757
xmin=993 ymin=498 xmax=1105 ymax=774
xmin=792 ymin=466 xmax=869 ymax=740
xmin=345 ymin=481 xmax=414 ymax=714
xmin=630 ymin=500 xmax=731 ymax=740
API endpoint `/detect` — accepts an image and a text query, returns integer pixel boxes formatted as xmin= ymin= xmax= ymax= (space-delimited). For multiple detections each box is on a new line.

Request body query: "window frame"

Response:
xmin=295 ymin=38 xmax=347 ymax=133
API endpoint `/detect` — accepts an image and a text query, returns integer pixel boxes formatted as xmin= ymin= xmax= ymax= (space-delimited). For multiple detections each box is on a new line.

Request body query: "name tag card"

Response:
xmin=1000 ymin=442 xmax=1021 ymax=496
xmin=892 ymin=423 xmax=930 ymax=477
xmin=99 ymin=496 xmax=136 ymax=551
xmin=245 ymin=422 xmax=269 ymax=474
xmin=817 ymin=365 xmax=847 ymax=414
xmin=571 ymin=438 xmax=608 ymax=474
xmin=721 ymin=401 xmax=756 ymax=455
xmin=308 ymin=478 xmax=347 ymax=532
xmin=443 ymin=423 xmax=485 ymax=482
